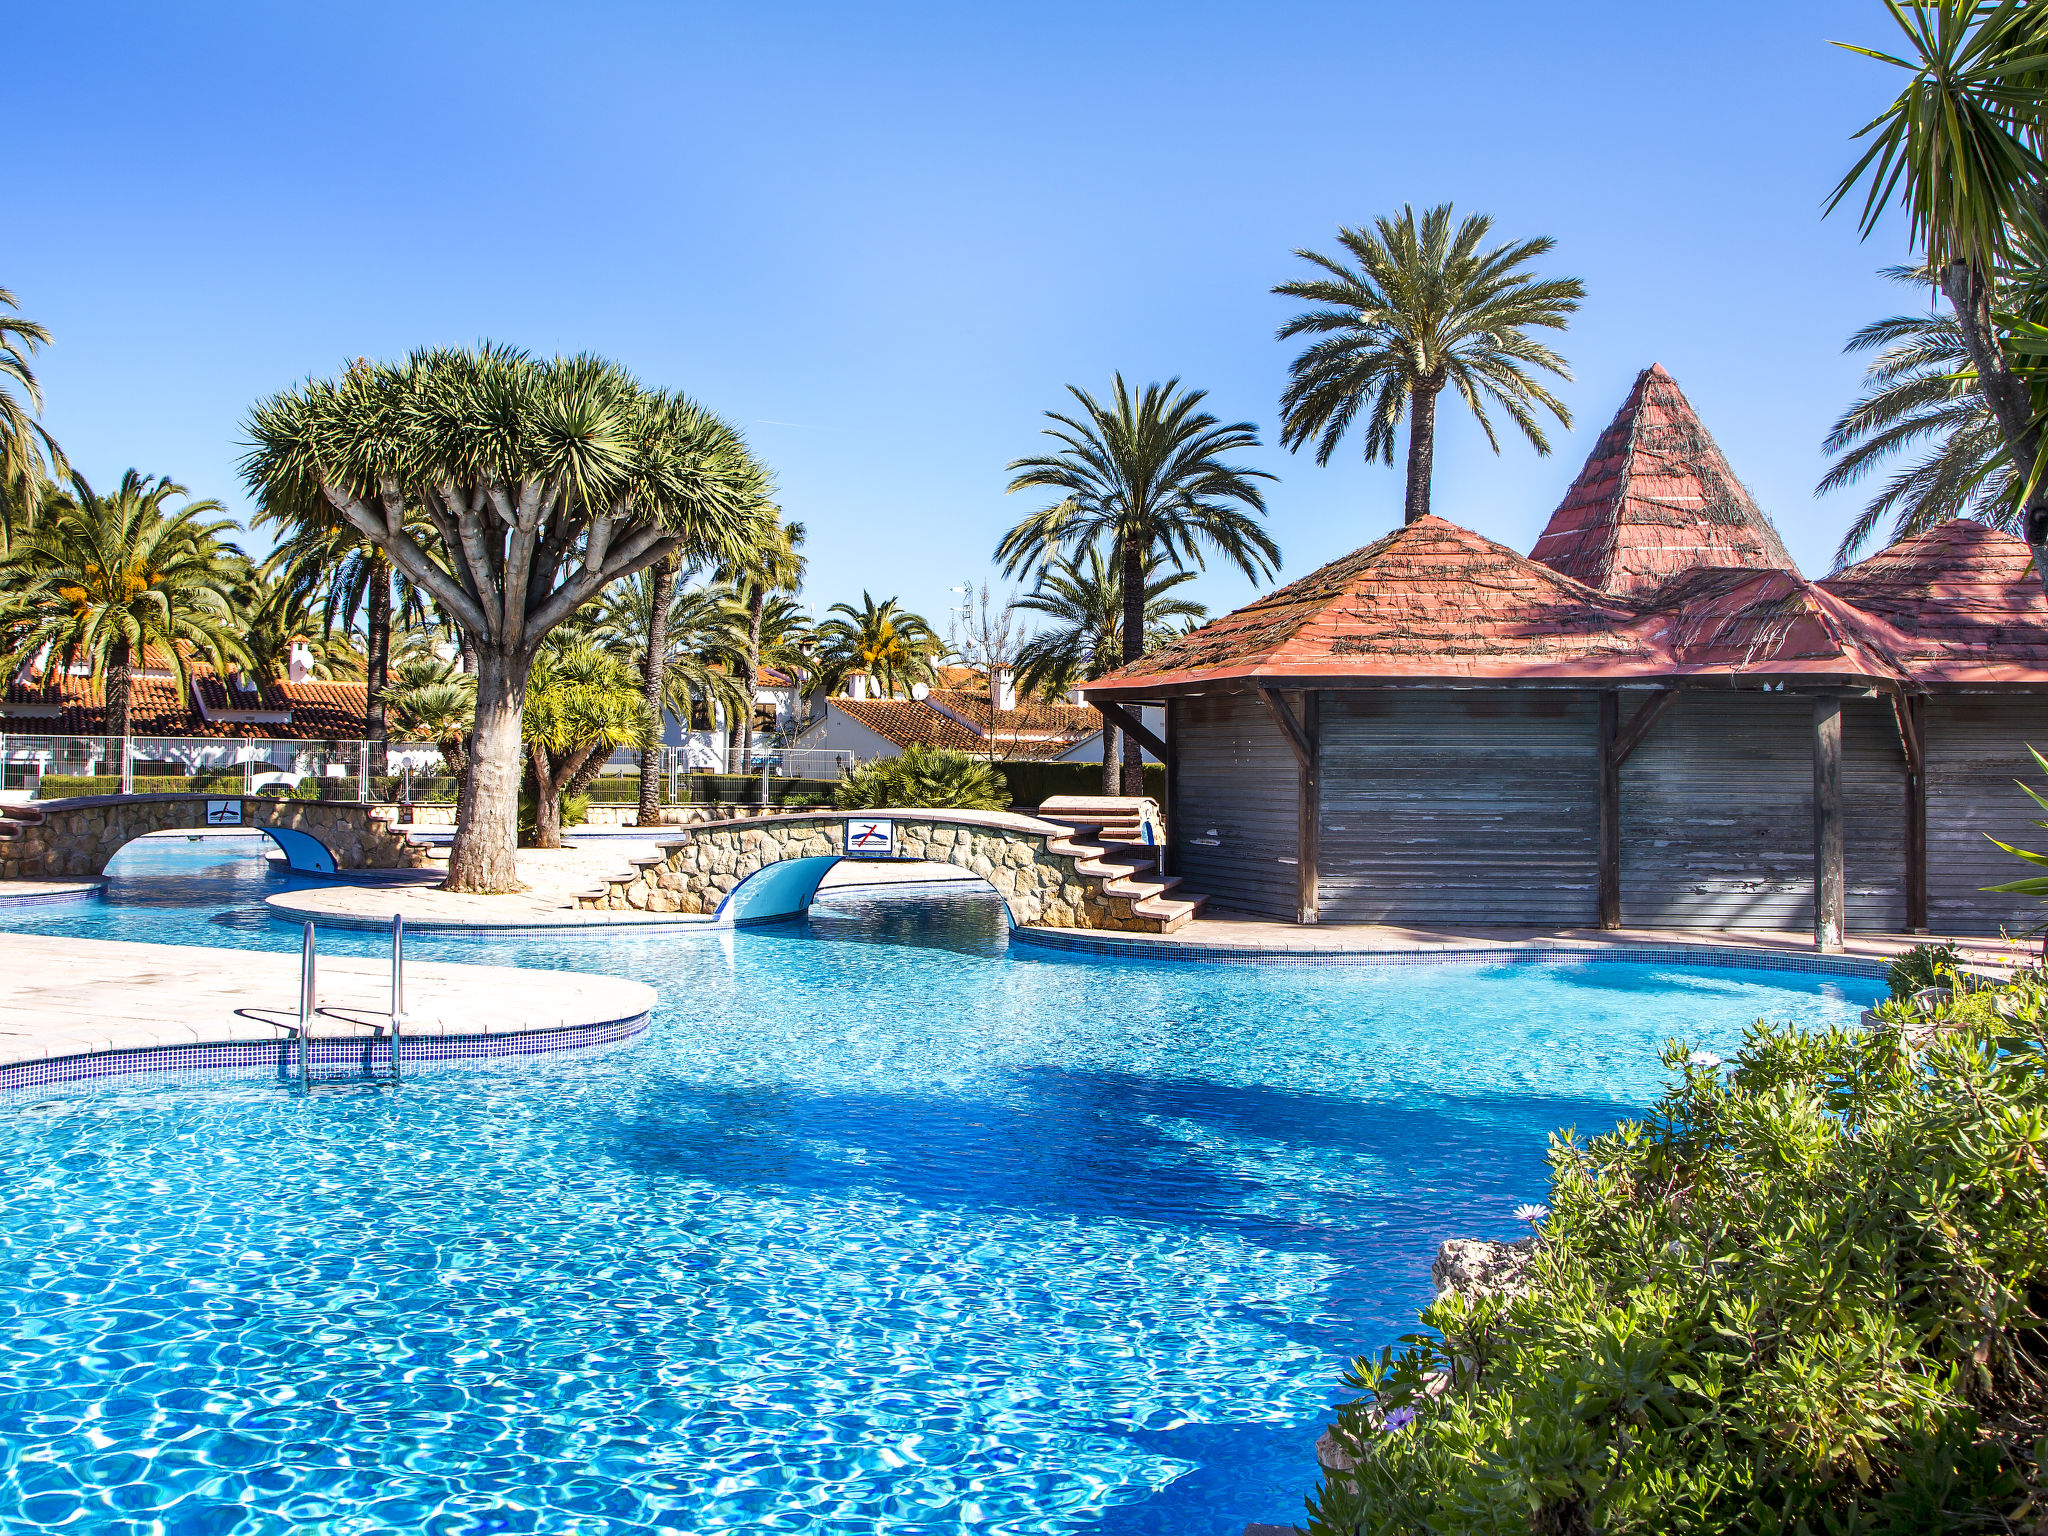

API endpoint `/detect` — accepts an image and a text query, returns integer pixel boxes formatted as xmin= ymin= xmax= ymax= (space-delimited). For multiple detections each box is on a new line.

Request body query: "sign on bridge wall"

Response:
xmin=846 ymin=818 xmax=894 ymax=857
xmin=205 ymin=800 xmax=242 ymax=826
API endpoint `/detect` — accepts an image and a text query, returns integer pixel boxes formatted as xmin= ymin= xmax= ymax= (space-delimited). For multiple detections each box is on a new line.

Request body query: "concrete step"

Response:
xmin=1132 ymin=891 xmax=1207 ymax=932
xmin=1105 ymin=871 xmax=1184 ymax=899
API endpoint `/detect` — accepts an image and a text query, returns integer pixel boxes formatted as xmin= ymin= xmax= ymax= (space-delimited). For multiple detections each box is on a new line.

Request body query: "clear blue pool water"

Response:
xmin=0 ymin=838 xmax=1882 ymax=1535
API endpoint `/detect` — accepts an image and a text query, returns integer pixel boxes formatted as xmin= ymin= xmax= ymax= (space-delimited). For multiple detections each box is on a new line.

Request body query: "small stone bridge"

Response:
xmin=0 ymin=794 xmax=435 ymax=880
xmin=575 ymin=801 xmax=1207 ymax=933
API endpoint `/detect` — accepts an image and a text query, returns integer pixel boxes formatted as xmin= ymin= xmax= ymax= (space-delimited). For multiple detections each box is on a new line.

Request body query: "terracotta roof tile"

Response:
xmin=1530 ymin=364 xmax=1795 ymax=596
xmin=830 ymin=692 xmax=1095 ymax=760
xmin=1819 ymin=520 xmax=2048 ymax=683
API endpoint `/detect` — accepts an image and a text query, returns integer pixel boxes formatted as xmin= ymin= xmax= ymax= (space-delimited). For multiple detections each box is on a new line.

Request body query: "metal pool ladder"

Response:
xmin=291 ymin=917 xmax=406 ymax=1091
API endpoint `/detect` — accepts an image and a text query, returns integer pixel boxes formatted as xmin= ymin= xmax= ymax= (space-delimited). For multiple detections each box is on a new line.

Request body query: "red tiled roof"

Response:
xmin=828 ymin=691 xmax=1096 ymax=760
xmin=2 ymin=671 xmax=369 ymax=738
xmin=1819 ymin=520 xmax=2048 ymax=684
xmin=1088 ymin=516 xmax=1658 ymax=689
xmin=1529 ymin=364 xmax=1795 ymax=596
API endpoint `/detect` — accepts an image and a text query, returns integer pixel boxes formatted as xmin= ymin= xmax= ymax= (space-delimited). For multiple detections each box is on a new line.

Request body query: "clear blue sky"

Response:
xmin=15 ymin=1 xmax=1918 ymax=634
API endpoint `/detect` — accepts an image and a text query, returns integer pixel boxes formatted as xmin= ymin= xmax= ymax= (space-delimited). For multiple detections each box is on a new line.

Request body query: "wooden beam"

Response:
xmin=1813 ymin=694 xmax=1845 ymax=952
xmin=1902 ymin=695 xmax=1927 ymax=931
xmin=1094 ymin=699 xmax=1169 ymax=766
xmin=1296 ymin=690 xmax=1320 ymax=925
xmin=1612 ymin=688 xmax=1677 ymax=766
xmin=1598 ymin=690 xmax=1621 ymax=929
xmin=1162 ymin=699 xmax=1180 ymax=878
xmin=1257 ymin=686 xmax=1313 ymax=771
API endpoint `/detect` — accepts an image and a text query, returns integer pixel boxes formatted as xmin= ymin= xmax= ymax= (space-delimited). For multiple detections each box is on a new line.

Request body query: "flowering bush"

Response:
xmin=1309 ymin=979 xmax=2048 ymax=1535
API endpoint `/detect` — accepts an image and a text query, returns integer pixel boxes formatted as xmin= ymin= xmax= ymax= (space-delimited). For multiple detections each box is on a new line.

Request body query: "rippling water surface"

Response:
xmin=0 ymin=838 xmax=1880 ymax=1534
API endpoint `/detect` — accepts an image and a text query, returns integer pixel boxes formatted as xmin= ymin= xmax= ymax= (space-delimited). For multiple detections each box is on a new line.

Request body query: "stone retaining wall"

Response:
xmin=575 ymin=812 xmax=1163 ymax=930
xmin=0 ymin=795 xmax=434 ymax=879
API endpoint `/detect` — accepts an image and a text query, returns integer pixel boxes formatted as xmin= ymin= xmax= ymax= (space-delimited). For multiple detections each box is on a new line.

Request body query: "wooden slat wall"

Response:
xmin=1620 ymin=693 xmax=1811 ymax=929
xmin=1614 ymin=694 xmax=1902 ymax=931
xmin=1316 ymin=690 xmax=1600 ymax=926
xmin=1925 ymin=696 xmax=2048 ymax=934
xmin=1842 ymin=699 xmax=1908 ymax=933
xmin=1172 ymin=692 xmax=1299 ymax=919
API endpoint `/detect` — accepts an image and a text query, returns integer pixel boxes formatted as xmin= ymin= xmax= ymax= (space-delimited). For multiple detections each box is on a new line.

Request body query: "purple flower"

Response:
xmin=1382 ymin=1406 xmax=1417 ymax=1431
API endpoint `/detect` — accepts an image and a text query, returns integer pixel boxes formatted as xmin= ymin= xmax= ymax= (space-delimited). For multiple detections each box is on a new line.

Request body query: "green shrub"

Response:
xmin=1886 ymin=941 xmax=1964 ymax=1001
xmin=1310 ymin=987 xmax=2048 ymax=1535
xmin=517 ymin=789 xmax=588 ymax=841
xmin=35 ymin=773 xmax=246 ymax=798
xmin=834 ymin=745 xmax=1008 ymax=811
xmin=993 ymin=758 xmax=1164 ymax=809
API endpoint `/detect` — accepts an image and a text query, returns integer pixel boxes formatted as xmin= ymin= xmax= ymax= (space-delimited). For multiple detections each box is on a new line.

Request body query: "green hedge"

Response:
xmin=995 ymin=759 xmax=1164 ymax=809
xmin=37 ymin=773 xmax=246 ymax=798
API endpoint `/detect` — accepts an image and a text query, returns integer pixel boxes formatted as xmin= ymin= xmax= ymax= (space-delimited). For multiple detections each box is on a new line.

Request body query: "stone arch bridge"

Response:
xmin=574 ymin=804 xmax=1205 ymax=934
xmin=0 ymin=794 xmax=434 ymax=880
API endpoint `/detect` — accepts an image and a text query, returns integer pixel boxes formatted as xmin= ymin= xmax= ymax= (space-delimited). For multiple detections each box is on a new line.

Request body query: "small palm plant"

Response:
xmin=1273 ymin=204 xmax=1583 ymax=525
xmin=522 ymin=641 xmax=653 ymax=848
xmin=833 ymin=745 xmax=1008 ymax=812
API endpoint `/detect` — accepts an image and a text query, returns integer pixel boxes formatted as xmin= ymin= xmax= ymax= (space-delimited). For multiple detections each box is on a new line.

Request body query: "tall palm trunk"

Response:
xmin=1118 ymin=537 xmax=1147 ymax=795
xmin=365 ymin=552 xmax=391 ymax=780
xmin=1940 ymin=260 xmax=2048 ymax=594
xmin=1100 ymin=719 xmax=1119 ymax=793
xmin=742 ymin=586 xmax=765 ymax=778
xmin=1404 ymin=381 xmax=1442 ymax=525
xmin=107 ymin=640 xmax=133 ymax=789
xmin=637 ymin=557 xmax=674 ymax=827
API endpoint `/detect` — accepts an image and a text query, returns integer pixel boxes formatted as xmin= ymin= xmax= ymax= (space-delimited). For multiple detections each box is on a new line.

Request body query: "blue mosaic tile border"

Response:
xmin=1008 ymin=927 xmax=1893 ymax=979
xmin=0 ymin=1010 xmax=650 ymax=1095
xmin=0 ymin=881 xmax=106 ymax=909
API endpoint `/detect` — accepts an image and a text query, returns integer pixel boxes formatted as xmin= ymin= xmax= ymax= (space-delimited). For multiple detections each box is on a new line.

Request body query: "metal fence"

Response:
xmin=0 ymin=734 xmax=863 ymax=802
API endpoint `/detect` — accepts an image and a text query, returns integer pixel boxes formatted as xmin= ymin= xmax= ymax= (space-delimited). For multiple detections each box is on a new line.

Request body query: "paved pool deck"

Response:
xmin=0 ymin=932 xmax=657 ymax=1090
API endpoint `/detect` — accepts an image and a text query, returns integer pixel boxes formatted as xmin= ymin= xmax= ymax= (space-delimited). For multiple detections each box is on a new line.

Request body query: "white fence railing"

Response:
xmin=0 ymin=734 xmax=866 ymax=801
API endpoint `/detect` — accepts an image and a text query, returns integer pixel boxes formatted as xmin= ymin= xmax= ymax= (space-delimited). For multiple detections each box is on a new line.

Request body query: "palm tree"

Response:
xmin=1827 ymin=1 xmax=2048 ymax=591
xmin=382 ymin=652 xmax=476 ymax=786
xmin=1013 ymin=548 xmax=1205 ymax=793
xmin=996 ymin=374 xmax=1277 ymax=793
xmin=0 ymin=472 xmax=249 ymax=781
xmin=241 ymin=573 xmax=368 ymax=682
xmin=1819 ymin=268 xmax=2012 ymax=564
xmin=813 ymin=592 xmax=941 ymax=700
xmin=1272 ymin=204 xmax=1583 ymax=525
xmin=716 ymin=517 xmax=807 ymax=772
xmin=0 ymin=287 xmax=64 ymax=551
xmin=256 ymin=514 xmax=430 ymax=776
xmin=522 ymin=639 xmax=653 ymax=848
xmin=243 ymin=346 xmax=775 ymax=892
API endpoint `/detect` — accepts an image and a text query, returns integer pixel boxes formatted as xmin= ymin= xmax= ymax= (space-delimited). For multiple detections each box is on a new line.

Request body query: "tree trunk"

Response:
xmin=637 ymin=557 xmax=674 ymax=827
xmin=530 ymin=746 xmax=563 ymax=851
xmin=108 ymin=641 xmax=133 ymax=790
xmin=742 ymin=587 xmax=765 ymax=775
xmin=444 ymin=646 xmax=531 ymax=892
xmin=1101 ymin=718 xmax=1119 ymax=794
xmin=365 ymin=553 xmax=391 ymax=780
xmin=1119 ymin=536 xmax=1147 ymax=795
xmin=1940 ymin=259 xmax=2048 ymax=595
xmin=1404 ymin=383 xmax=1440 ymax=525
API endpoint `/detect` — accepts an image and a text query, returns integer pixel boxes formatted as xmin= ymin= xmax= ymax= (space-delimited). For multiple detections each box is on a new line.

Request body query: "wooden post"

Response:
xmin=1297 ymin=690 xmax=1319 ymax=925
xmin=1904 ymin=696 xmax=1927 ymax=932
xmin=1162 ymin=699 xmax=1179 ymax=877
xmin=1813 ymin=694 xmax=1845 ymax=952
xmin=1597 ymin=690 xmax=1621 ymax=930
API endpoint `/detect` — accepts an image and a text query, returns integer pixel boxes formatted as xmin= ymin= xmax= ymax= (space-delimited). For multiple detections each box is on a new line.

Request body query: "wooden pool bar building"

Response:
xmin=1080 ymin=366 xmax=2048 ymax=949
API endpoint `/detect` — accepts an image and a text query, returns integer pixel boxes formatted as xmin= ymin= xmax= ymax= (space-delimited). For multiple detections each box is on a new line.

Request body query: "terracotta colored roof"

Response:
xmin=1645 ymin=566 xmax=1910 ymax=683
xmin=1820 ymin=520 xmax=2048 ymax=683
xmin=1089 ymin=516 xmax=1657 ymax=689
xmin=2 ymin=672 xmax=369 ymax=738
xmin=828 ymin=693 xmax=1095 ymax=760
xmin=923 ymin=688 xmax=1100 ymax=739
xmin=1529 ymin=364 xmax=1795 ymax=596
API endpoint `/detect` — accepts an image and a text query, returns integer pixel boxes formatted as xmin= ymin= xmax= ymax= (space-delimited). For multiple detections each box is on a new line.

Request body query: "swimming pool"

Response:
xmin=0 ymin=839 xmax=1881 ymax=1535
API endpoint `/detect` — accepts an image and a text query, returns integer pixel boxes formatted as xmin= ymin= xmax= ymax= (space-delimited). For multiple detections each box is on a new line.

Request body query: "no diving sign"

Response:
xmin=205 ymin=799 xmax=242 ymax=826
xmin=846 ymin=818 xmax=894 ymax=857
